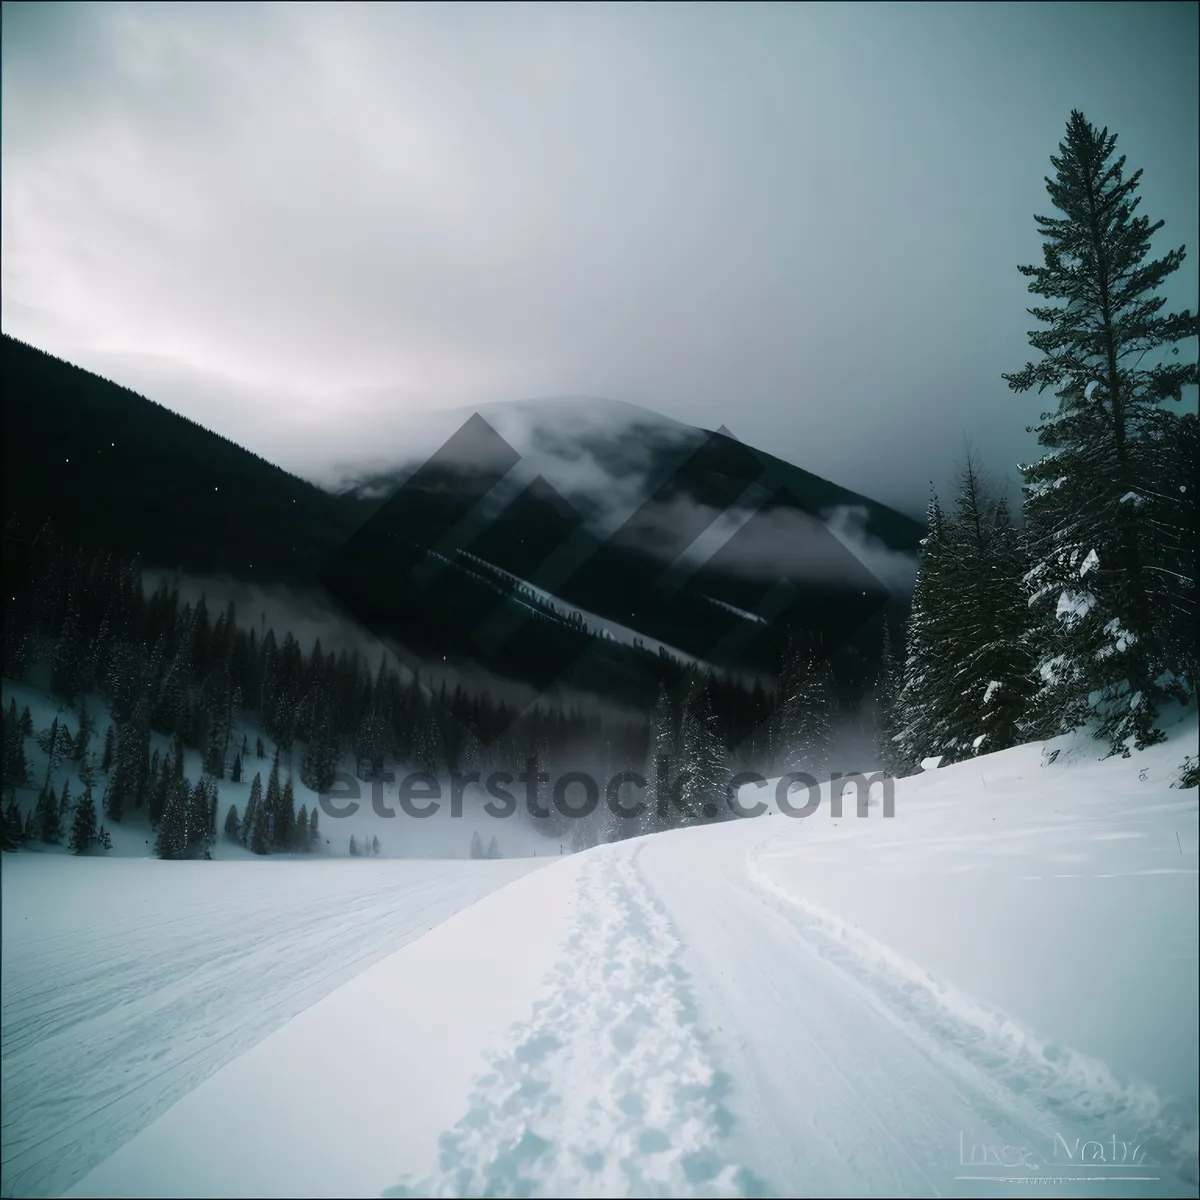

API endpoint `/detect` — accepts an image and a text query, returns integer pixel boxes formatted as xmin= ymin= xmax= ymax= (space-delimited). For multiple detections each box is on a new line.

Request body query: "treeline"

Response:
xmin=1 ymin=523 xmax=851 ymax=855
xmin=876 ymin=111 xmax=1197 ymax=773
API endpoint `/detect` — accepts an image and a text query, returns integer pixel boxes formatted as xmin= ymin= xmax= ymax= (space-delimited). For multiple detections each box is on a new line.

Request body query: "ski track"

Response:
xmin=0 ymin=859 xmax=535 ymax=1200
xmin=743 ymin=835 xmax=1200 ymax=1197
xmin=386 ymin=844 xmax=766 ymax=1199
xmin=387 ymin=829 xmax=1197 ymax=1199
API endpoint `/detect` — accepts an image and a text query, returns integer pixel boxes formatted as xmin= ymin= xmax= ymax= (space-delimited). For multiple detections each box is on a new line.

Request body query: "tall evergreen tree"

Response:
xmin=2 ymin=702 xmax=30 ymax=790
xmin=276 ymin=775 xmax=295 ymax=851
xmin=643 ymin=679 xmax=678 ymax=833
xmin=224 ymin=802 xmax=241 ymax=841
xmin=36 ymin=781 xmax=62 ymax=843
xmin=678 ymin=672 xmax=725 ymax=825
xmin=1003 ymin=110 xmax=1199 ymax=753
xmin=894 ymin=496 xmax=957 ymax=769
xmin=248 ymin=773 xmax=269 ymax=855
xmin=70 ymin=784 xmax=98 ymax=854
xmin=873 ymin=620 xmax=904 ymax=774
xmin=264 ymin=747 xmax=281 ymax=846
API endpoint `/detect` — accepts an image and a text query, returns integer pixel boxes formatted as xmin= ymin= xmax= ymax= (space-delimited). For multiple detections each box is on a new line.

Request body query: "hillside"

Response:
xmin=2 ymin=335 xmax=922 ymax=711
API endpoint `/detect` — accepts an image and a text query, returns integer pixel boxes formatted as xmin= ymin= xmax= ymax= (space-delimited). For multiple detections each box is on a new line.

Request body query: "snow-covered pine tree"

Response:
xmin=642 ymin=679 xmax=678 ymax=834
xmin=308 ymin=804 xmax=319 ymax=848
xmin=678 ymin=671 xmax=725 ymax=825
xmin=486 ymin=835 xmax=501 ymax=859
xmin=105 ymin=712 xmax=150 ymax=820
xmin=155 ymin=776 xmax=191 ymax=859
xmin=796 ymin=653 xmax=835 ymax=780
xmin=70 ymin=785 xmax=98 ymax=854
xmin=936 ymin=453 xmax=1038 ymax=758
xmin=224 ymin=802 xmax=241 ymax=841
xmin=349 ymin=833 xmax=360 ymax=857
xmin=1003 ymin=110 xmax=1199 ymax=754
xmin=371 ymin=834 xmax=381 ymax=856
xmin=1139 ymin=408 xmax=1197 ymax=697
xmin=469 ymin=830 xmax=484 ymax=859
xmin=894 ymin=495 xmax=958 ymax=769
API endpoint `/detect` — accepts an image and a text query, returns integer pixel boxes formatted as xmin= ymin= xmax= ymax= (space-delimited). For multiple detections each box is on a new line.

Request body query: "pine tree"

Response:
xmin=155 ymin=776 xmax=192 ymax=859
xmin=58 ymin=778 xmax=73 ymax=829
xmin=224 ymin=802 xmax=241 ymax=841
xmin=643 ymin=680 xmax=677 ymax=833
xmin=264 ymin=747 xmax=281 ymax=847
xmin=3 ymin=794 xmax=24 ymax=847
xmin=486 ymin=835 xmax=501 ymax=859
xmin=246 ymin=772 xmax=268 ymax=854
xmin=2 ymin=702 xmax=30 ymax=790
xmin=74 ymin=697 xmax=94 ymax=762
xmin=101 ymin=724 xmax=116 ymax=772
xmin=70 ymin=785 xmax=98 ymax=854
xmin=1003 ymin=110 xmax=1199 ymax=754
xmin=678 ymin=672 xmax=725 ymax=825
xmin=309 ymin=804 xmax=319 ymax=848
xmin=873 ymin=620 xmax=904 ymax=774
xmin=36 ymin=782 xmax=62 ymax=843
xmin=37 ymin=717 xmax=72 ymax=794
xmin=371 ymin=834 xmax=381 ymax=856
xmin=231 ymin=752 xmax=242 ymax=783
xmin=796 ymin=656 xmax=835 ymax=780
xmin=276 ymin=775 xmax=295 ymax=850
xmin=469 ymin=830 xmax=484 ymax=859
xmin=894 ymin=496 xmax=957 ymax=769
xmin=349 ymin=833 xmax=360 ymax=857
xmin=295 ymin=803 xmax=308 ymax=850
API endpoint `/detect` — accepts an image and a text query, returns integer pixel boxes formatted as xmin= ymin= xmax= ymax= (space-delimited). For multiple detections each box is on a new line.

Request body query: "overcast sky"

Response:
xmin=3 ymin=1 xmax=1197 ymax=515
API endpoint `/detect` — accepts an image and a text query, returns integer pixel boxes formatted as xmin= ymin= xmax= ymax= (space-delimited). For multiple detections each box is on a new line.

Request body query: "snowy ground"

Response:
xmin=0 ymin=856 xmax=539 ymax=1198
xmin=40 ymin=706 xmax=1197 ymax=1199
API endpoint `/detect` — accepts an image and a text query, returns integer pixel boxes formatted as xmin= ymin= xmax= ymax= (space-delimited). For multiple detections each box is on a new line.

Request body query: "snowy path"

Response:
xmin=1 ymin=856 xmax=539 ymax=1199
xmin=389 ymin=844 xmax=767 ymax=1198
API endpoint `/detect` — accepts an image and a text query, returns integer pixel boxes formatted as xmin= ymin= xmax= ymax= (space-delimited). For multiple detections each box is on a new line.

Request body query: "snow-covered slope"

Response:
xmin=0 ymin=856 xmax=541 ymax=1200
xmin=59 ymin=708 xmax=1198 ymax=1199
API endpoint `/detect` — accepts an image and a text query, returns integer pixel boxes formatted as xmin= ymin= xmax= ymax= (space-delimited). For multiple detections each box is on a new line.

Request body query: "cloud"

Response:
xmin=3 ymin=2 xmax=1197 ymax=514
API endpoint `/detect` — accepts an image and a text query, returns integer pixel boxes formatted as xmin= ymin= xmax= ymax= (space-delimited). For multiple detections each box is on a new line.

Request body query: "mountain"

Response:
xmin=2 ymin=335 xmax=922 ymax=720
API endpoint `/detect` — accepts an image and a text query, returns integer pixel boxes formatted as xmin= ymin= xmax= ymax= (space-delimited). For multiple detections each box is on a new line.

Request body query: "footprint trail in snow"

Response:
xmin=386 ymin=843 xmax=766 ymax=1199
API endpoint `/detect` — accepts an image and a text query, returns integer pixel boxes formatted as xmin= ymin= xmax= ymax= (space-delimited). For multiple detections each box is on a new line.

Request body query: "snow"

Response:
xmin=1079 ymin=548 xmax=1100 ymax=576
xmin=0 ymin=855 xmax=540 ymax=1198
xmin=1085 ymin=380 xmax=1103 ymax=401
xmin=1057 ymin=588 xmax=1097 ymax=628
xmin=920 ymin=754 xmax=943 ymax=771
xmin=32 ymin=706 xmax=1196 ymax=1199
